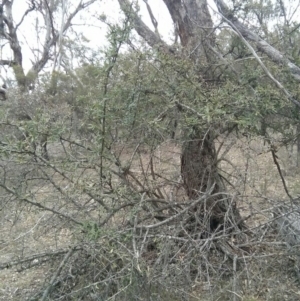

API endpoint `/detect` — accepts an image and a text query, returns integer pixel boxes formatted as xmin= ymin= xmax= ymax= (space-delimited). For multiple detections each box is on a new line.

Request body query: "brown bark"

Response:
xmin=181 ymin=130 xmax=219 ymax=199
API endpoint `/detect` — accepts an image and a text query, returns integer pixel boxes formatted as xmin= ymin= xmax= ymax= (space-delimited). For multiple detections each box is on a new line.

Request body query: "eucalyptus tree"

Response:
xmin=0 ymin=0 xmax=97 ymax=159
xmin=0 ymin=0 xmax=97 ymax=89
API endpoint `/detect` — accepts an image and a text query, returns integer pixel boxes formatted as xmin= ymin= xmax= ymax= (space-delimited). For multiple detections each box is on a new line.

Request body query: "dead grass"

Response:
xmin=1 ymin=135 xmax=300 ymax=300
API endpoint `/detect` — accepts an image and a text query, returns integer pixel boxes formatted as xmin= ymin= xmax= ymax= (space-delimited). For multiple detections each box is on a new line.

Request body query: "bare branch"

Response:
xmin=52 ymin=0 xmax=67 ymax=71
xmin=0 ymin=183 xmax=83 ymax=226
xmin=3 ymin=1 xmax=23 ymax=67
xmin=81 ymin=0 xmax=98 ymax=8
xmin=41 ymin=246 xmax=77 ymax=301
xmin=29 ymin=0 xmax=97 ymax=76
xmin=214 ymin=4 xmax=300 ymax=108
xmin=15 ymin=0 xmax=35 ymax=31
xmin=288 ymin=0 xmax=300 ymax=24
xmin=142 ymin=0 xmax=159 ymax=36
xmin=0 ymin=59 xmax=15 ymax=65
xmin=278 ymin=0 xmax=287 ymax=26
xmin=0 ymin=247 xmax=81 ymax=270
xmin=44 ymin=0 xmax=56 ymax=41
xmin=118 ymin=0 xmax=171 ymax=52
xmin=269 ymin=142 xmax=294 ymax=200
xmin=136 ymin=184 xmax=216 ymax=229
xmin=214 ymin=0 xmax=300 ymax=82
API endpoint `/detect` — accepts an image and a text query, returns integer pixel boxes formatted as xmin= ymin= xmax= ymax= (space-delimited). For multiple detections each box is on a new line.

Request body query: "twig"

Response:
xmin=136 ymin=184 xmax=216 ymax=229
xmin=0 ymin=247 xmax=81 ymax=270
xmin=269 ymin=143 xmax=294 ymax=201
xmin=0 ymin=183 xmax=83 ymax=226
xmin=232 ymin=255 xmax=238 ymax=301
xmin=40 ymin=246 xmax=76 ymax=301
xmin=10 ymin=214 xmax=46 ymax=242
xmin=227 ymin=290 xmax=242 ymax=301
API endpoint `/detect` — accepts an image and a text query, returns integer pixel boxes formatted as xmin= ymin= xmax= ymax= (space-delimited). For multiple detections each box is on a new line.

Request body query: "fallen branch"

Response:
xmin=41 ymin=246 xmax=77 ymax=301
xmin=0 ymin=247 xmax=81 ymax=270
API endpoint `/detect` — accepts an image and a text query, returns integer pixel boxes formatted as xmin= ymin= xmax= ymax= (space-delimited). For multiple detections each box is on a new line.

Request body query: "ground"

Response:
xmin=1 ymin=135 xmax=300 ymax=300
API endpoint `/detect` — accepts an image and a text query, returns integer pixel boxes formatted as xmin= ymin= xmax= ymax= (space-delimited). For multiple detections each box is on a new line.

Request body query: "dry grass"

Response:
xmin=1 ymin=134 xmax=300 ymax=300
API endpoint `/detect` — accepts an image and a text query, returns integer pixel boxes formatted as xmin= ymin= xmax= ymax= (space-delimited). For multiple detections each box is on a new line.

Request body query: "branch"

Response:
xmin=81 ymin=0 xmax=98 ymax=8
xmin=3 ymin=1 xmax=23 ymax=67
xmin=136 ymin=184 xmax=216 ymax=229
xmin=214 ymin=4 xmax=300 ymax=108
xmin=118 ymin=0 xmax=171 ymax=52
xmin=44 ymin=0 xmax=56 ymax=40
xmin=52 ymin=0 xmax=67 ymax=72
xmin=142 ymin=0 xmax=159 ymax=36
xmin=28 ymin=0 xmax=97 ymax=76
xmin=0 ymin=247 xmax=81 ymax=270
xmin=15 ymin=0 xmax=35 ymax=31
xmin=35 ymin=153 xmax=110 ymax=211
xmin=41 ymin=246 xmax=77 ymax=301
xmin=0 ymin=183 xmax=83 ymax=226
xmin=0 ymin=59 xmax=15 ymax=65
xmin=61 ymin=1 xmax=94 ymax=33
xmin=214 ymin=0 xmax=300 ymax=82
xmin=270 ymin=144 xmax=293 ymax=200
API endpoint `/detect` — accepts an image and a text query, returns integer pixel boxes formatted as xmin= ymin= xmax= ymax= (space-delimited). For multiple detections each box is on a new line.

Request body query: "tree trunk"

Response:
xmin=118 ymin=0 xmax=243 ymax=233
xmin=165 ymin=0 xmax=243 ymax=231
xmin=181 ymin=129 xmax=218 ymax=197
xmin=181 ymin=128 xmax=243 ymax=234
